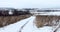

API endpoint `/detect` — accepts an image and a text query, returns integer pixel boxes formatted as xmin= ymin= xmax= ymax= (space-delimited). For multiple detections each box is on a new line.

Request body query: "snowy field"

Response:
xmin=32 ymin=12 xmax=60 ymax=16
xmin=38 ymin=12 xmax=60 ymax=16
xmin=0 ymin=16 xmax=60 ymax=32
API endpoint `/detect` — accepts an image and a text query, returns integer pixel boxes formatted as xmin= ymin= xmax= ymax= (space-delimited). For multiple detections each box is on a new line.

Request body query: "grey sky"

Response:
xmin=0 ymin=0 xmax=60 ymax=8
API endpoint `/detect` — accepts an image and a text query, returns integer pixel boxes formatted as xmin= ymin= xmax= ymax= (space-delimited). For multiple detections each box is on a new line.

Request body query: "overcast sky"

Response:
xmin=0 ymin=0 xmax=60 ymax=8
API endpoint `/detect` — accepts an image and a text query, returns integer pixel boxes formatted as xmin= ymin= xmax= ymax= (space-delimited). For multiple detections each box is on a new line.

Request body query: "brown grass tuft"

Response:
xmin=0 ymin=15 xmax=31 ymax=27
xmin=34 ymin=15 xmax=60 ymax=28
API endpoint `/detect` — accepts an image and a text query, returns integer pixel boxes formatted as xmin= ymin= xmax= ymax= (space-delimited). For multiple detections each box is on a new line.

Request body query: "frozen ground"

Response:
xmin=0 ymin=16 xmax=60 ymax=32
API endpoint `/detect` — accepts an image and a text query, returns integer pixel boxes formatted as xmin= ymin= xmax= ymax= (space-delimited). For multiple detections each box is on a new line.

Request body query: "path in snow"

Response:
xmin=0 ymin=16 xmax=60 ymax=32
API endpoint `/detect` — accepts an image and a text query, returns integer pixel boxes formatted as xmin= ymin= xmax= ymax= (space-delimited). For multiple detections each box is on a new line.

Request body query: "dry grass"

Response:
xmin=0 ymin=15 xmax=31 ymax=27
xmin=34 ymin=15 xmax=60 ymax=28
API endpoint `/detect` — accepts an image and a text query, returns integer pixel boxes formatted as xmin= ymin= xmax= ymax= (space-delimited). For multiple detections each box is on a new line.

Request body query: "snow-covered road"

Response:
xmin=0 ymin=16 xmax=60 ymax=32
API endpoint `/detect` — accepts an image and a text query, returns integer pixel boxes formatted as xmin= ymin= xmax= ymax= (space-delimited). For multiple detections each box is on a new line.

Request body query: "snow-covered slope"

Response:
xmin=0 ymin=16 xmax=35 ymax=32
xmin=0 ymin=16 xmax=60 ymax=32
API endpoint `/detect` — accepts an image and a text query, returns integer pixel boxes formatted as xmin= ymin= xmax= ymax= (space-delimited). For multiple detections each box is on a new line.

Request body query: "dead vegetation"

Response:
xmin=34 ymin=15 xmax=60 ymax=28
xmin=0 ymin=15 xmax=31 ymax=27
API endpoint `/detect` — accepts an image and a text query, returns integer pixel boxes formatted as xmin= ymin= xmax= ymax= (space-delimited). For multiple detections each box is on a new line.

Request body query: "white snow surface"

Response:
xmin=40 ymin=12 xmax=60 ymax=16
xmin=34 ymin=12 xmax=60 ymax=16
xmin=0 ymin=16 xmax=60 ymax=32
xmin=9 ymin=11 xmax=13 ymax=15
